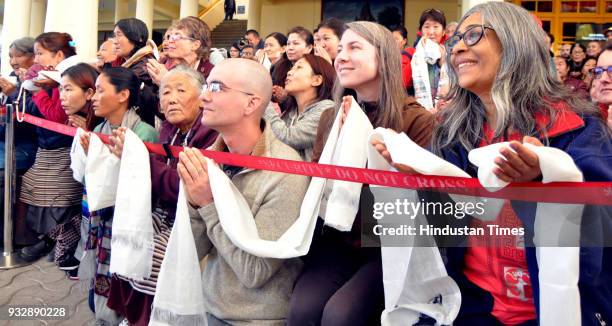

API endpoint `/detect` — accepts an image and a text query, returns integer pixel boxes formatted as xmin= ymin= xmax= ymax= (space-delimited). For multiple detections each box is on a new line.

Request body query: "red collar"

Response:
xmin=111 ymin=57 xmax=126 ymax=68
xmin=538 ymin=102 xmax=584 ymax=138
xmin=480 ymin=102 xmax=584 ymax=146
xmin=598 ymin=103 xmax=609 ymax=120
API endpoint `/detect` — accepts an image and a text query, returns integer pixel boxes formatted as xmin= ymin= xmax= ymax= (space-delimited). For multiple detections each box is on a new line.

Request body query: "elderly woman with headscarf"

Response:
xmin=375 ymin=2 xmax=611 ymax=325
xmin=104 ymin=65 xmax=217 ymax=325
xmin=146 ymin=16 xmax=214 ymax=85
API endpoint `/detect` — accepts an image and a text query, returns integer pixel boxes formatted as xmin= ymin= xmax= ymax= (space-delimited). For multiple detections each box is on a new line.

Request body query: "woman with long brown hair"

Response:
xmin=287 ymin=21 xmax=433 ymax=325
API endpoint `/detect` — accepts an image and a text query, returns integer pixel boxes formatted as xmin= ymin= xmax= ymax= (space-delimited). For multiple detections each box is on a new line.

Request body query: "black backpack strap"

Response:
xmin=401 ymin=50 xmax=413 ymax=60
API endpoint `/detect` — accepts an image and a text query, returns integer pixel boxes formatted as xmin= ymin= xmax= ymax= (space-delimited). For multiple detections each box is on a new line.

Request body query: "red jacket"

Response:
xmin=402 ymin=35 xmax=448 ymax=92
xmin=32 ymin=88 xmax=67 ymax=124
xmin=401 ymin=48 xmax=416 ymax=90
xmin=598 ymin=103 xmax=609 ymax=121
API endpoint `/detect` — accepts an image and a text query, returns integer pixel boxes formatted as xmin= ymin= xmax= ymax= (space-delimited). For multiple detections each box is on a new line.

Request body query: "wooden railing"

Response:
xmin=198 ymin=0 xmax=223 ymax=17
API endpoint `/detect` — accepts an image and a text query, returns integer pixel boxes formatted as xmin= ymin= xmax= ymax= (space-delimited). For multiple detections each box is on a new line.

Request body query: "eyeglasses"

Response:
xmin=445 ymin=25 xmax=494 ymax=52
xmin=589 ymin=66 xmax=612 ymax=80
xmin=202 ymin=81 xmax=253 ymax=95
xmin=166 ymin=34 xmax=196 ymax=42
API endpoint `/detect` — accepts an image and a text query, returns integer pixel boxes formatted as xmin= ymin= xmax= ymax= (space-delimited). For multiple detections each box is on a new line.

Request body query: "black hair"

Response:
xmin=115 ymin=18 xmax=149 ymax=57
xmin=392 ymin=25 xmax=408 ymax=40
xmin=265 ymin=32 xmax=288 ymax=47
xmin=317 ymin=18 xmax=346 ymax=39
xmin=101 ymin=67 xmax=157 ymax=126
xmin=287 ymin=26 xmax=314 ymax=46
xmin=62 ymin=63 xmax=102 ymax=131
xmin=419 ymin=8 xmax=447 ymax=30
xmin=270 ymin=58 xmax=292 ymax=87
xmin=570 ymin=43 xmax=586 ymax=57
xmin=34 ymin=32 xmax=77 ymax=58
xmin=245 ymin=29 xmax=260 ymax=37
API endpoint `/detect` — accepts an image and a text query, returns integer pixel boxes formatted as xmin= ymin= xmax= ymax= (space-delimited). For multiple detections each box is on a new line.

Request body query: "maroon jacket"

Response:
xmin=150 ymin=110 xmax=217 ymax=218
xmin=564 ymin=77 xmax=589 ymax=100
xmin=197 ymin=58 xmax=214 ymax=80
xmin=164 ymin=57 xmax=214 ymax=80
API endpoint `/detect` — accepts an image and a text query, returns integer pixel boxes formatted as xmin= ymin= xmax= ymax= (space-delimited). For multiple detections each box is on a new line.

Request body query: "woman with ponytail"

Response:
xmin=18 ymin=32 xmax=84 ymax=264
xmin=78 ymin=67 xmax=158 ymax=324
xmin=46 ymin=63 xmax=102 ymax=275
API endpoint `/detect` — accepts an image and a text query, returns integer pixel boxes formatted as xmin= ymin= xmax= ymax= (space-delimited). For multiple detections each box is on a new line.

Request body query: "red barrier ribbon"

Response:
xmin=20 ymin=113 xmax=612 ymax=206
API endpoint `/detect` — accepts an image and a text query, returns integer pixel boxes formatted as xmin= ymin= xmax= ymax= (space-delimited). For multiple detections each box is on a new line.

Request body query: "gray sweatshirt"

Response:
xmin=264 ymin=99 xmax=334 ymax=162
xmin=189 ymin=122 xmax=310 ymax=325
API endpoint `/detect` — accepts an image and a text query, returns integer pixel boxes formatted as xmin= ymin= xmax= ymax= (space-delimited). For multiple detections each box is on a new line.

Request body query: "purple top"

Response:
xmin=150 ymin=110 xmax=217 ymax=218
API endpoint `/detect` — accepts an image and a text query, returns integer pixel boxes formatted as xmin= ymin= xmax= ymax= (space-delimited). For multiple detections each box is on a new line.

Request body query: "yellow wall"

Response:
xmin=259 ymin=0 xmax=322 ymax=36
xmin=256 ymin=0 xmax=460 ymax=45
xmin=404 ymin=0 xmax=462 ymax=46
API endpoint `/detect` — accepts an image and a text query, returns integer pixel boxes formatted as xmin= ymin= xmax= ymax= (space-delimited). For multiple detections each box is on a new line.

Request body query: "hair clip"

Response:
xmin=68 ymin=40 xmax=76 ymax=47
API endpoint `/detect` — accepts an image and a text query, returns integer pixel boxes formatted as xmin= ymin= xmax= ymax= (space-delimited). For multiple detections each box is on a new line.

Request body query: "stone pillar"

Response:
xmin=115 ymin=0 xmax=130 ymax=23
xmin=45 ymin=0 xmax=99 ymax=59
xmin=136 ymin=0 xmax=154 ymax=38
xmin=180 ymin=0 xmax=199 ymax=18
xmin=1 ymin=0 xmax=32 ymax=75
xmin=247 ymin=0 xmax=262 ymax=31
xmin=29 ymin=0 xmax=47 ymax=38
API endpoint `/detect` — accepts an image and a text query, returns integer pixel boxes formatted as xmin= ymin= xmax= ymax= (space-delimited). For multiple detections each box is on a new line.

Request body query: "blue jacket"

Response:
xmin=7 ymin=88 xmax=72 ymax=150
xmin=437 ymin=113 xmax=612 ymax=326
xmin=0 ymin=75 xmax=37 ymax=170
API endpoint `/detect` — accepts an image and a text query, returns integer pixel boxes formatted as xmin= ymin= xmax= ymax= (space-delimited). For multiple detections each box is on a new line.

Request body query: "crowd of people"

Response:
xmin=0 ymin=1 xmax=611 ymax=325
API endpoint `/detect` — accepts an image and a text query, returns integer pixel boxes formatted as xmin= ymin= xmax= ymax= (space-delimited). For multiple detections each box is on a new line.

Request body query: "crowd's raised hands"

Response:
xmin=145 ymin=58 xmax=169 ymax=86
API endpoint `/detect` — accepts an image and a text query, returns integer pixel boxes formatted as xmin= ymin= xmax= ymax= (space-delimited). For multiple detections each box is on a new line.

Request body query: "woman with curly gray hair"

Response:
xmin=146 ymin=16 xmax=214 ymax=85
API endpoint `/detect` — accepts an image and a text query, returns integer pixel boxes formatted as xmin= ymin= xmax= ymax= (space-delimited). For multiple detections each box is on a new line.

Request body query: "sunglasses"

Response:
xmin=589 ymin=65 xmax=612 ymax=79
xmin=445 ymin=25 xmax=495 ymax=52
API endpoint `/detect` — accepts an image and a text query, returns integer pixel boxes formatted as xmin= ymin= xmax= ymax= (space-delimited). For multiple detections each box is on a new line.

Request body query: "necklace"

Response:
xmin=166 ymin=127 xmax=192 ymax=165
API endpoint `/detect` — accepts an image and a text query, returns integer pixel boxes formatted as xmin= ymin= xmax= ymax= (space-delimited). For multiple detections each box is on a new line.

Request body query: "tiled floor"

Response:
xmin=0 ymin=256 xmax=94 ymax=325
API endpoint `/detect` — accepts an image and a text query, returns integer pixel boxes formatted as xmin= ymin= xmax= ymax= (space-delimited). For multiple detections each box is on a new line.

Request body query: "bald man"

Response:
xmin=178 ymin=58 xmax=309 ymax=325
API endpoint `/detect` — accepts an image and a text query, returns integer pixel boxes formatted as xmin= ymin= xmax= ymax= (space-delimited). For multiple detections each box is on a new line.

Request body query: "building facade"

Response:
xmin=510 ymin=0 xmax=611 ymax=44
xmin=1 ymin=0 xmax=608 ymax=75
